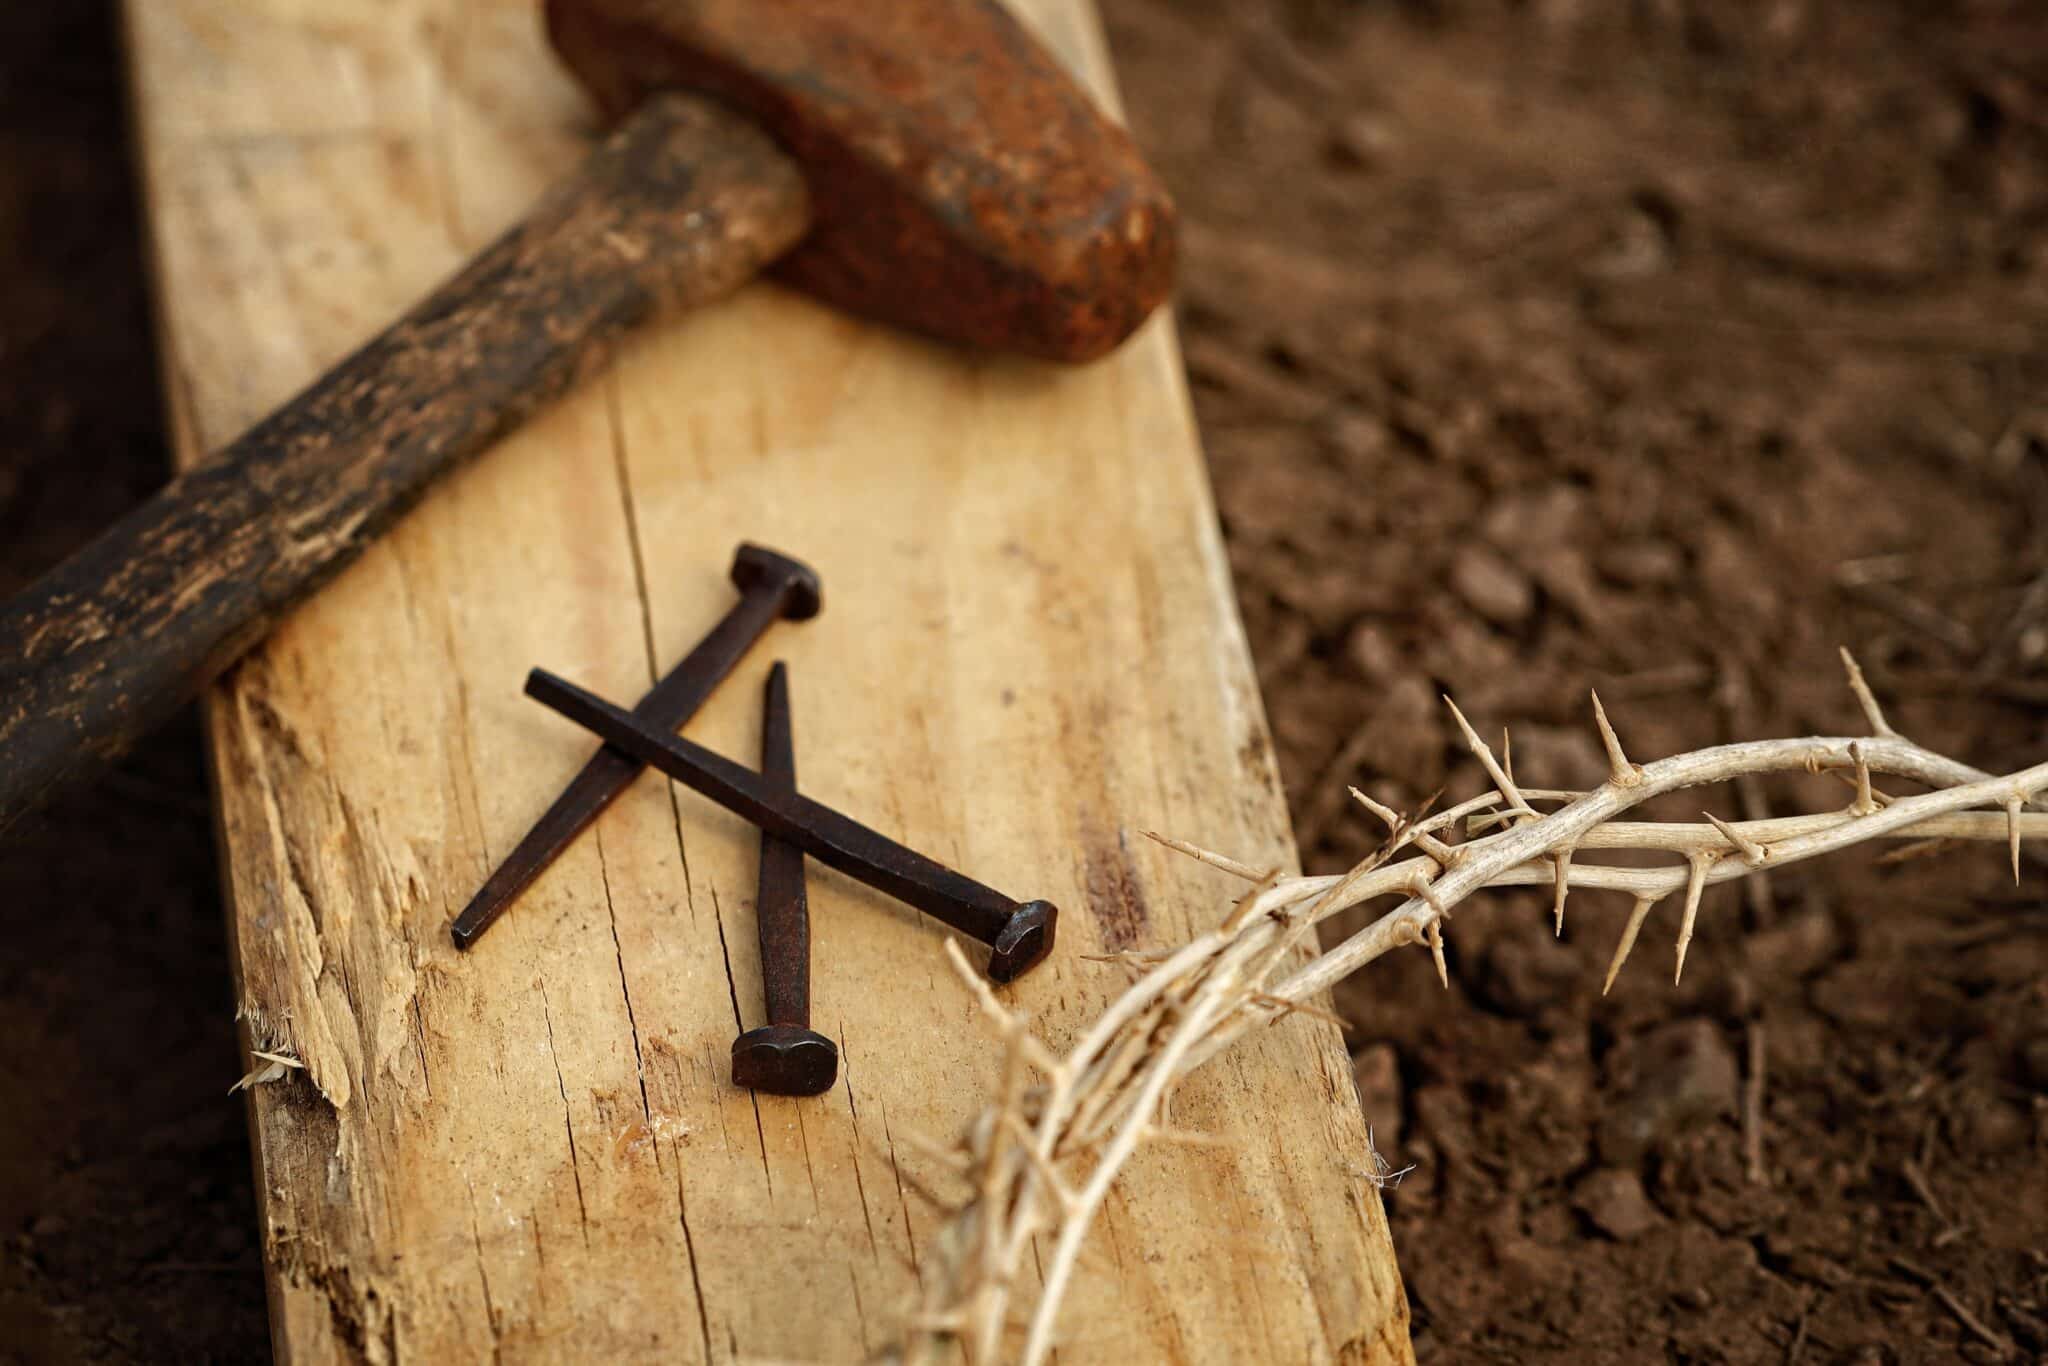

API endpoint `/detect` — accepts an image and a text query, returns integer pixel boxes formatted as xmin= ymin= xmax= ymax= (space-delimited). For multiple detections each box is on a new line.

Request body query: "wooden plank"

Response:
xmin=125 ymin=1 xmax=1414 ymax=1360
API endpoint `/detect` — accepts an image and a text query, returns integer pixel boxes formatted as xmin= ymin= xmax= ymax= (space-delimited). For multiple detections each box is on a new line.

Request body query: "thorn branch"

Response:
xmin=897 ymin=665 xmax=2047 ymax=1366
xmin=1444 ymin=695 xmax=1535 ymax=817
xmin=1351 ymin=787 xmax=1462 ymax=868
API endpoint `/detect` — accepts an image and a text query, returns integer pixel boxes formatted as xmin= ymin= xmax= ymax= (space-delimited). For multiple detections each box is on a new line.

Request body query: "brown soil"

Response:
xmin=3 ymin=1 xmax=2045 ymax=1362
xmin=1113 ymin=2 xmax=2048 ymax=1361
xmin=0 ymin=7 xmax=269 ymax=1364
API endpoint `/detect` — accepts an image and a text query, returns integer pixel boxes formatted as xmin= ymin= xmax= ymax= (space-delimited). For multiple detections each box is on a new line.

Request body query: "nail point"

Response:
xmin=452 ymin=547 xmax=818 ymax=949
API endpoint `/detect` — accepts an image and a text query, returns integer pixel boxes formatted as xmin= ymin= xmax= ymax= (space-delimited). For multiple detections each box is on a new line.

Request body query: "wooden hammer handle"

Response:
xmin=0 ymin=93 xmax=810 ymax=833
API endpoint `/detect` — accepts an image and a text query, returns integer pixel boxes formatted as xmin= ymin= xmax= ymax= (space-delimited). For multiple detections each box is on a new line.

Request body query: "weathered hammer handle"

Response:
xmin=0 ymin=93 xmax=810 ymax=834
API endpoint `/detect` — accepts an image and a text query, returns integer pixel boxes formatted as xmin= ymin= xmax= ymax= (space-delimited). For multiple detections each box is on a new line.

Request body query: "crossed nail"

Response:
xmin=452 ymin=543 xmax=1059 ymax=1096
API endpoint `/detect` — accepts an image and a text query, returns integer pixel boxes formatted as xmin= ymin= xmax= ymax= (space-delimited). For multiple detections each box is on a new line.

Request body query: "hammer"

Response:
xmin=0 ymin=0 xmax=1175 ymax=833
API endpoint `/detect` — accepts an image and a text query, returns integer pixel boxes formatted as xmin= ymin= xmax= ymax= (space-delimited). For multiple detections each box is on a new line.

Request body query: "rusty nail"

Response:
xmin=451 ymin=544 xmax=820 ymax=948
xmin=731 ymin=662 xmax=838 ymax=1096
xmin=522 ymin=669 xmax=1058 ymax=983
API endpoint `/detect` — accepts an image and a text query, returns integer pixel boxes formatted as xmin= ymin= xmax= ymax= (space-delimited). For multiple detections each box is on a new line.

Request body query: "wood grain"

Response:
xmin=124 ymin=0 xmax=1414 ymax=1360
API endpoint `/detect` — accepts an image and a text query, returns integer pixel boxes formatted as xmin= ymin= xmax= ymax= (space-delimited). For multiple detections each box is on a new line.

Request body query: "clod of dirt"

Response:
xmin=1408 ymin=1084 xmax=1474 ymax=1188
xmin=1808 ymin=961 xmax=1900 ymax=1030
xmin=1527 ymin=545 xmax=1609 ymax=627
xmin=1503 ymin=725 xmax=1608 ymax=791
xmin=1317 ymin=406 xmax=1392 ymax=471
xmin=1474 ymin=918 xmax=1582 ymax=1018
xmin=1596 ymin=1018 xmax=1739 ymax=1166
xmin=1480 ymin=486 xmax=1586 ymax=550
xmin=1345 ymin=621 xmax=1401 ymax=683
xmin=1595 ymin=538 xmax=1685 ymax=588
xmin=1351 ymin=1042 xmax=1406 ymax=1149
xmin=1586 ymin=209 xmax=1674 ymax=280
xmin=1572 ymin=1167 xmax=1663 ymax=1241
xmin=1744 ymin=902 xmax=1837 ymax=979
xmin=1347 ymin=673 xmax=1445 ymax=791
xmin=1756 ymin=1231 xmax=1853 ymax=1289
xmin=2017 ymin=1034 xmax=2048 ymax=1093
xmin=1324 ymin=112 xmax=1399 ymax=171
xmin=1963 ymin=1098 xmax=2034 ymax=1155
xmin=1450 ymin=544 xmax=1535 ymax=627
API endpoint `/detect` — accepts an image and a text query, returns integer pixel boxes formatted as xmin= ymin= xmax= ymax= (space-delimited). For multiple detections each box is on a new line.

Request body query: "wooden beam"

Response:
xmin=125 ymin=0 xmax=1413 ymax=1359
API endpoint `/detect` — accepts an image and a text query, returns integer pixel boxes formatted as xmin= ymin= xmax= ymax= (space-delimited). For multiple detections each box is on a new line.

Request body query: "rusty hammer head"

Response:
xmin=546 ymin=0 xmax=1176 ymax=362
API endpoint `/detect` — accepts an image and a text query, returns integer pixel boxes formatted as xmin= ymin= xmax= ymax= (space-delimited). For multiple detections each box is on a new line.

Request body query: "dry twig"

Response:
xmin=891 ymin=654 xmax=2040 ymax=1364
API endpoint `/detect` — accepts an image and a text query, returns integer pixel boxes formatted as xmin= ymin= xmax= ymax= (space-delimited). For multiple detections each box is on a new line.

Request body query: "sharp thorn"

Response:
xmin=1605 ymin=894 xmax=1657 ymax=995
xmin=1590 ymin=689 xmax=1642 ymax=787
xmin=1552 ymin=850 xmax=1571 ymax=936
xmin=1839 ymin=647 xmax=1898 ymax=738
xmin=1349 ymin=786 xmax=1401 ymax=831
xmin=1442 ymin=695 xmax=1533 ymax=815
xmin=1703 ymin=810 xmax=1769 ymax=866
xmin=1848 ymin=741 xmax=1876 ymax=816
xmin=2007 ymin=795 xmax=2024 ymax=884
xmin=1427 ymin=917 xmax=1449 ymax=991
xmin=1143 ymin=830 xmax=1265 ymax=882
xmin=1674 ymin=854 xmax=1711 ymax=984
xmin=1442 ymin=692 xmax=1475 ymax=738
xmin=1351 ymin=785 xmax=1464 ymax=870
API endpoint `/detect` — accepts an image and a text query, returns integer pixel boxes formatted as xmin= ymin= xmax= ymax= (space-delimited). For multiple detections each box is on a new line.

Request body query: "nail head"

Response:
xmin=988 ymin=899 xmax=1058 ymax=984
xmin=731 ymin=1025 xmax=839 ymax=1095
xmin=730 ymin=543 xmax=822 ymax=621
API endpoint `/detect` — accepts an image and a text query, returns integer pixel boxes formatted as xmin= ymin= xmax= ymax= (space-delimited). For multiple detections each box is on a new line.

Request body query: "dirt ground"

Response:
xmin=3 ymin=1 xmax=2046 ymax=1362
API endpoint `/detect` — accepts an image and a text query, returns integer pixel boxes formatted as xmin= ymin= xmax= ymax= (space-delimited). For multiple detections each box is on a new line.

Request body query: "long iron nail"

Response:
xmin=731 ymin=663 xmax=838 ymax=1095
xmin=451 ymin=544 xmax=821 ymax=948
xmin=523 ymin=669 xmax=1058 ymax=983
